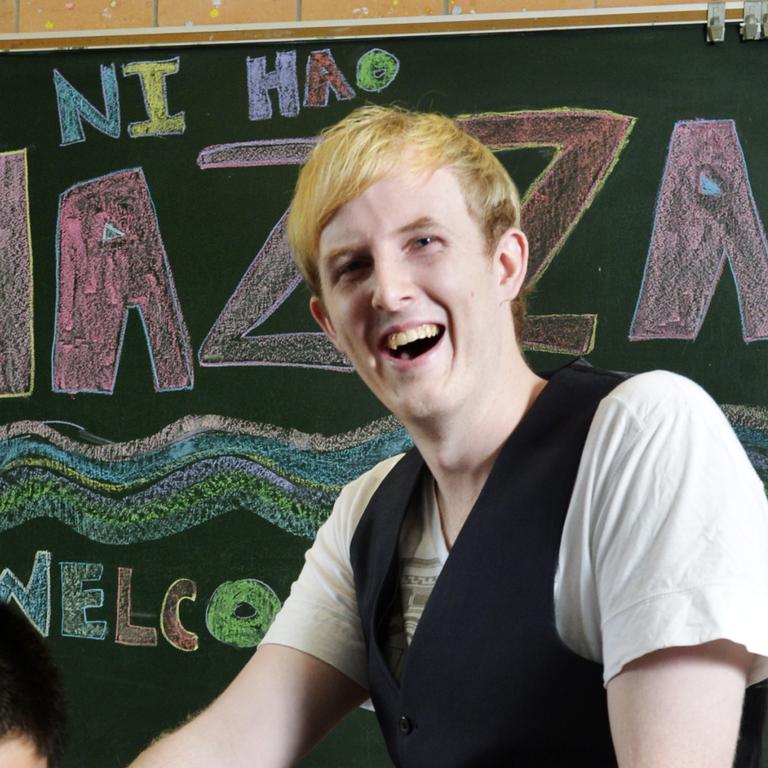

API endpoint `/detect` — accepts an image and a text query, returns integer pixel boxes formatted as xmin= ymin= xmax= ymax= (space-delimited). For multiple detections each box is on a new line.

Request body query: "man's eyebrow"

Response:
xmin=319 ymin=242 xmax=364 ymax=268
xmin=396 ymin=216 xmax=442 ymax=235
xmin=320 ymin=216 xmax=445 ymax=266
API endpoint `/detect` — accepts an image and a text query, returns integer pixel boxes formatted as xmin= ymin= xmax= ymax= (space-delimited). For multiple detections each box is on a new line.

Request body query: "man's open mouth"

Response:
xmin=385 ymin=323 xmax=444 ymax=360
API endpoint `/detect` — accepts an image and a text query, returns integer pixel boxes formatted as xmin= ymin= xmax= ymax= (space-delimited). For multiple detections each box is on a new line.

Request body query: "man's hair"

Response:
xmin=0 ymin=601 xmax=67 ymax=767
xmin=287 ymin=104 xmax=529 ymax=338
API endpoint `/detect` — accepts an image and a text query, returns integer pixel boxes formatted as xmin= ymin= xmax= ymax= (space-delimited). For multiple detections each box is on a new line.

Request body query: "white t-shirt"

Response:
xmin=262 ymin=371 xmax=768 ymax=688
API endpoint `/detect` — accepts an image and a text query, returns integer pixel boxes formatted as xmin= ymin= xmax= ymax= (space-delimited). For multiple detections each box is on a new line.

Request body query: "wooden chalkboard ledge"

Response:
xmin=0 ymin=3 xmax=745 ymax=52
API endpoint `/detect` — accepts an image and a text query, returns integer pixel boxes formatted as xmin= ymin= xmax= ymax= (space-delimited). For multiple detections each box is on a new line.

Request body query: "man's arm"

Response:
xmin=607 ymin=639 xmax=752 ymax=768
xmin=129 ymin=644 xmax=368 ymax=768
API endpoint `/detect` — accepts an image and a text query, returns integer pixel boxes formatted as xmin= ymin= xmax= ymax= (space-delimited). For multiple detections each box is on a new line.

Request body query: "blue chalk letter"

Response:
xmin=0 ymin=550 xmax=51 ymax=636
xmin=54 ymin=64 xmax=121 ymax=146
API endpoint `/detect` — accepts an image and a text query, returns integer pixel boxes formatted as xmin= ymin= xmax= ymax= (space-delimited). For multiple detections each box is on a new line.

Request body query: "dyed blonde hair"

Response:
xmin=287 ymin=105 xmax=528 ymax=336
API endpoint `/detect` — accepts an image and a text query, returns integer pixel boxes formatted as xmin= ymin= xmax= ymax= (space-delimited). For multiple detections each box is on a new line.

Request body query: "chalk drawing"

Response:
xmin=0 ymin=150 xmax=33 ymax=397
xmin=630 ymin=120 xmax=768 ymax=342
xmin=304 ymin=49 xmax=355 ymax=108
xmin=122 ymin=59 xmax=186 ymax=138
xmin=197 ymin=110 xmax=631 ymax=364
xmin=161 ymin=578 xmax=199 ymax=652
xmin=459 ymin=109 xmax=634 ymax=354
xmin=0 ymin=415 xmax=410 ymax=544
xmin=0 ymin=550 xmax=50 ymax=636
xmin=54 ymin=63 xmax=120 ymax=146
xmin=523 ymin=314 xmax=598 ymax=355
xmin=198 ymin=210 xmax=349 ymax=370
xmin=53 ymin=167 xmax=194 ymax=394
xmin=356 ymin=48 xmax=400 ymax=93
xmin=115 ymin=566 xmax=158 ymax=646
xmin=197 ymin=138 xmax=317 ymax=170
xmin=247 ymin=51 xmax=300 ymax=121
xmin=195 ymin=137 xmax=349 ymax=369
xmin=205 ymin=578 xmax=281 ymax=648
xmin=60 ymin=561 xmax=107 ymax=640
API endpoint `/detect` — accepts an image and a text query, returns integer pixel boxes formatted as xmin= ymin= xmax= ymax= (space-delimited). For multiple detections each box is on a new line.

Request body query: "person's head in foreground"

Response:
xmin=287 ymin=104 xmax=532 ymax=423
xmin=0 ymin=602 xmax=67 ymax=768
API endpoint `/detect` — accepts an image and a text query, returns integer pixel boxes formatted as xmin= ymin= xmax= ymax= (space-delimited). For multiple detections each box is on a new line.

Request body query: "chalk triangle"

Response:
xmin=699 ymin=173 xmax=721 ymax=197
xmin=102 ymin=222 xmax=126 ymax=242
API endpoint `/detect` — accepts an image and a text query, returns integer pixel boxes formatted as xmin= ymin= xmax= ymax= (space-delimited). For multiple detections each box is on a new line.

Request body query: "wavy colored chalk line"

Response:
xmin=2 ymin=406 xmax=767 ymax=547
xmin=722 ymin=405 xmax=768 ymax=487
xmin=0 ymin=415 xmax=411 ymax=544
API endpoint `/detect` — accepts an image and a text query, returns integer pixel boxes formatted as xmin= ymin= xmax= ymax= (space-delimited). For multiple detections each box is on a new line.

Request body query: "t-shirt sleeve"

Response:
xmin=259 ymin=455 xmax=403 ymax=689
xmin=560 ymin=371 xmax=768 ymax=686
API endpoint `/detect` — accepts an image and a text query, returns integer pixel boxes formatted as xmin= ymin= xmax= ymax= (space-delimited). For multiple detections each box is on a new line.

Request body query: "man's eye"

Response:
xmin=336 ymin=259 xmax=367 ymax=280
xmin=415 ymin=236 xmax=434 ymax=248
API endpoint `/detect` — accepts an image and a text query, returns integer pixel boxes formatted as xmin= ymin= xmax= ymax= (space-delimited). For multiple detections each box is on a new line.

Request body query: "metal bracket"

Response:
xmin=708 ymin=1 xmax=727 ymax=41
xmin=741 ymin=0 xmax=763 ymax=39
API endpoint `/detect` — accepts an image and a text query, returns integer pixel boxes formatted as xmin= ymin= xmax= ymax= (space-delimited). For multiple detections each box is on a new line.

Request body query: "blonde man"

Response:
xmin=131 ymin=106 xmax=768 ymax=768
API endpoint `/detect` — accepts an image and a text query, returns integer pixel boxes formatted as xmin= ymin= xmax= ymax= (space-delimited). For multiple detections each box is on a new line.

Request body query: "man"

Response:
xmin=0 ymin=601 xmax=67 ymax=768
xmin=130 ymin=106 xmax=768 ymax=767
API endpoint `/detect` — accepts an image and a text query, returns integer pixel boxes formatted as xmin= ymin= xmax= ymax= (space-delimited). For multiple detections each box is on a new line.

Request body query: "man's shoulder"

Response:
xmin=330 ymin=453 xmax=407 ymax=531
xmin=598 ymin=369 xmax=720 ymax=424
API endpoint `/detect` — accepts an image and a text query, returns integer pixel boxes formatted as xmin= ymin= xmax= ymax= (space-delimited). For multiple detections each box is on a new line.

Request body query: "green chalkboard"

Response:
xmin=1 ymin=23 xmax=768 ymax=766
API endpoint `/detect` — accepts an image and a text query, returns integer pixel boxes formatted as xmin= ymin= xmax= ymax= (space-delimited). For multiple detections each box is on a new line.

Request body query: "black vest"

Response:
xmin=350 ymin=361 xmax=766 ymax=767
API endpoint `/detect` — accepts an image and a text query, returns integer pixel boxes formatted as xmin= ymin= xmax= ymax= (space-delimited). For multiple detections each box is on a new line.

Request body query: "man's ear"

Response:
xmin=309 ymin=295 xmax=340 ymax=349
xmin=494 ymin=228 xmax=529 ymax=301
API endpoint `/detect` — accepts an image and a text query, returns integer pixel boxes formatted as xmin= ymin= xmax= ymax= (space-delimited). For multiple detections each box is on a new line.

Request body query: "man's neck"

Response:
xmin=405 ymin=357 xmax=546 ymax=548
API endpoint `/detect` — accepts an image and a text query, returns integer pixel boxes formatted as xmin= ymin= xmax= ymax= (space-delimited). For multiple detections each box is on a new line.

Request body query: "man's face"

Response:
xmin=310 ymin=164 xmax=527 ymax=428
xmin=0 ymin=734 xmax=47 ymax=768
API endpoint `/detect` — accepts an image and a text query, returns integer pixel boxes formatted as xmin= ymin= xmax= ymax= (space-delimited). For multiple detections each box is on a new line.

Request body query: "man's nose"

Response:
xmin=371 ymin=256 xmax=413 ymax=311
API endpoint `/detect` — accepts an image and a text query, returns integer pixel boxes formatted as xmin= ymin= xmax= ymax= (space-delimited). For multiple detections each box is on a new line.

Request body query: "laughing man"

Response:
xmin=130 ymin=106 xmax=768 ymax=768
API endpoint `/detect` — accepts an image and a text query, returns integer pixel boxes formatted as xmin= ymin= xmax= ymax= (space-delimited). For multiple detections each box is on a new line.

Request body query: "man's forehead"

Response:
xmin=318 ymin=165 xmax=466 ymax=247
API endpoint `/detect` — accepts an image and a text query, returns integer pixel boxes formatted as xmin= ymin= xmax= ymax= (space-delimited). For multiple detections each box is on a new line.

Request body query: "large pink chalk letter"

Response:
xmin=0 ymin=150 xmax=33 ymax=396
xmin=459 ymin=110 xmax=634 ymax=354
xmin=197 ymin=110 xmax=633 ymax=365
xmin=54 ymin=168 xmax=193 ymax=393
xmin=631 ymin=121 xmax=768 ymax=342
xmin=197 ymin=140 xmax=347 ymax=371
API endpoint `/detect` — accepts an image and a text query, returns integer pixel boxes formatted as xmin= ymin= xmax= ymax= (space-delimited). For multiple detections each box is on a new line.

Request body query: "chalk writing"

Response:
xmin=459 ymin=109 xmax=634 ymax=354
xmin=198 ymin=209 xmax=348 ymax=371
xmin=115 ymin=566 xmax=158 ymax=646
xmin=247 ymin=51 xmax=300 ymax=120
xmin=198 ymin=109 xmax=632 ymax=366
xmin=630 ymin=120 xmax=768 ymax=342
xmin=54 ymin=63 xmax=121 ymax=146
xmin=197 ymin=138 xmax=317 ymax=170
xmin=4 ymin=552 xmax=281 ymax=651
xmin=304 ymin=49 xmax=355 ymax=108
xmin=161 ymin=578 xmax=199 ymax=652
xmin=205 ymin=578 xmax=281 ymax=648
xmin=356 ymin=48 xmax=400 ymax=93
xmin=122 ymin=58 xmax=186 ymax=138
xmin=60 ymin=561 xmax=107 ymax=640
xmin=53 ymin=168 xmax=194 ymax=394
xmin=523 ymin=314 xmax=598 ymax=356
xmin=0 ymin=550 xmax=50 ymax=635
xmin=0 ymin=150 xmax=33 ymax=397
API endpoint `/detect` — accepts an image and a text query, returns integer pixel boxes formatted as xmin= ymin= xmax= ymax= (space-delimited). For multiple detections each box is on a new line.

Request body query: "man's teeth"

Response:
xmin=386 ymin=324 xmax=440 ymax=351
